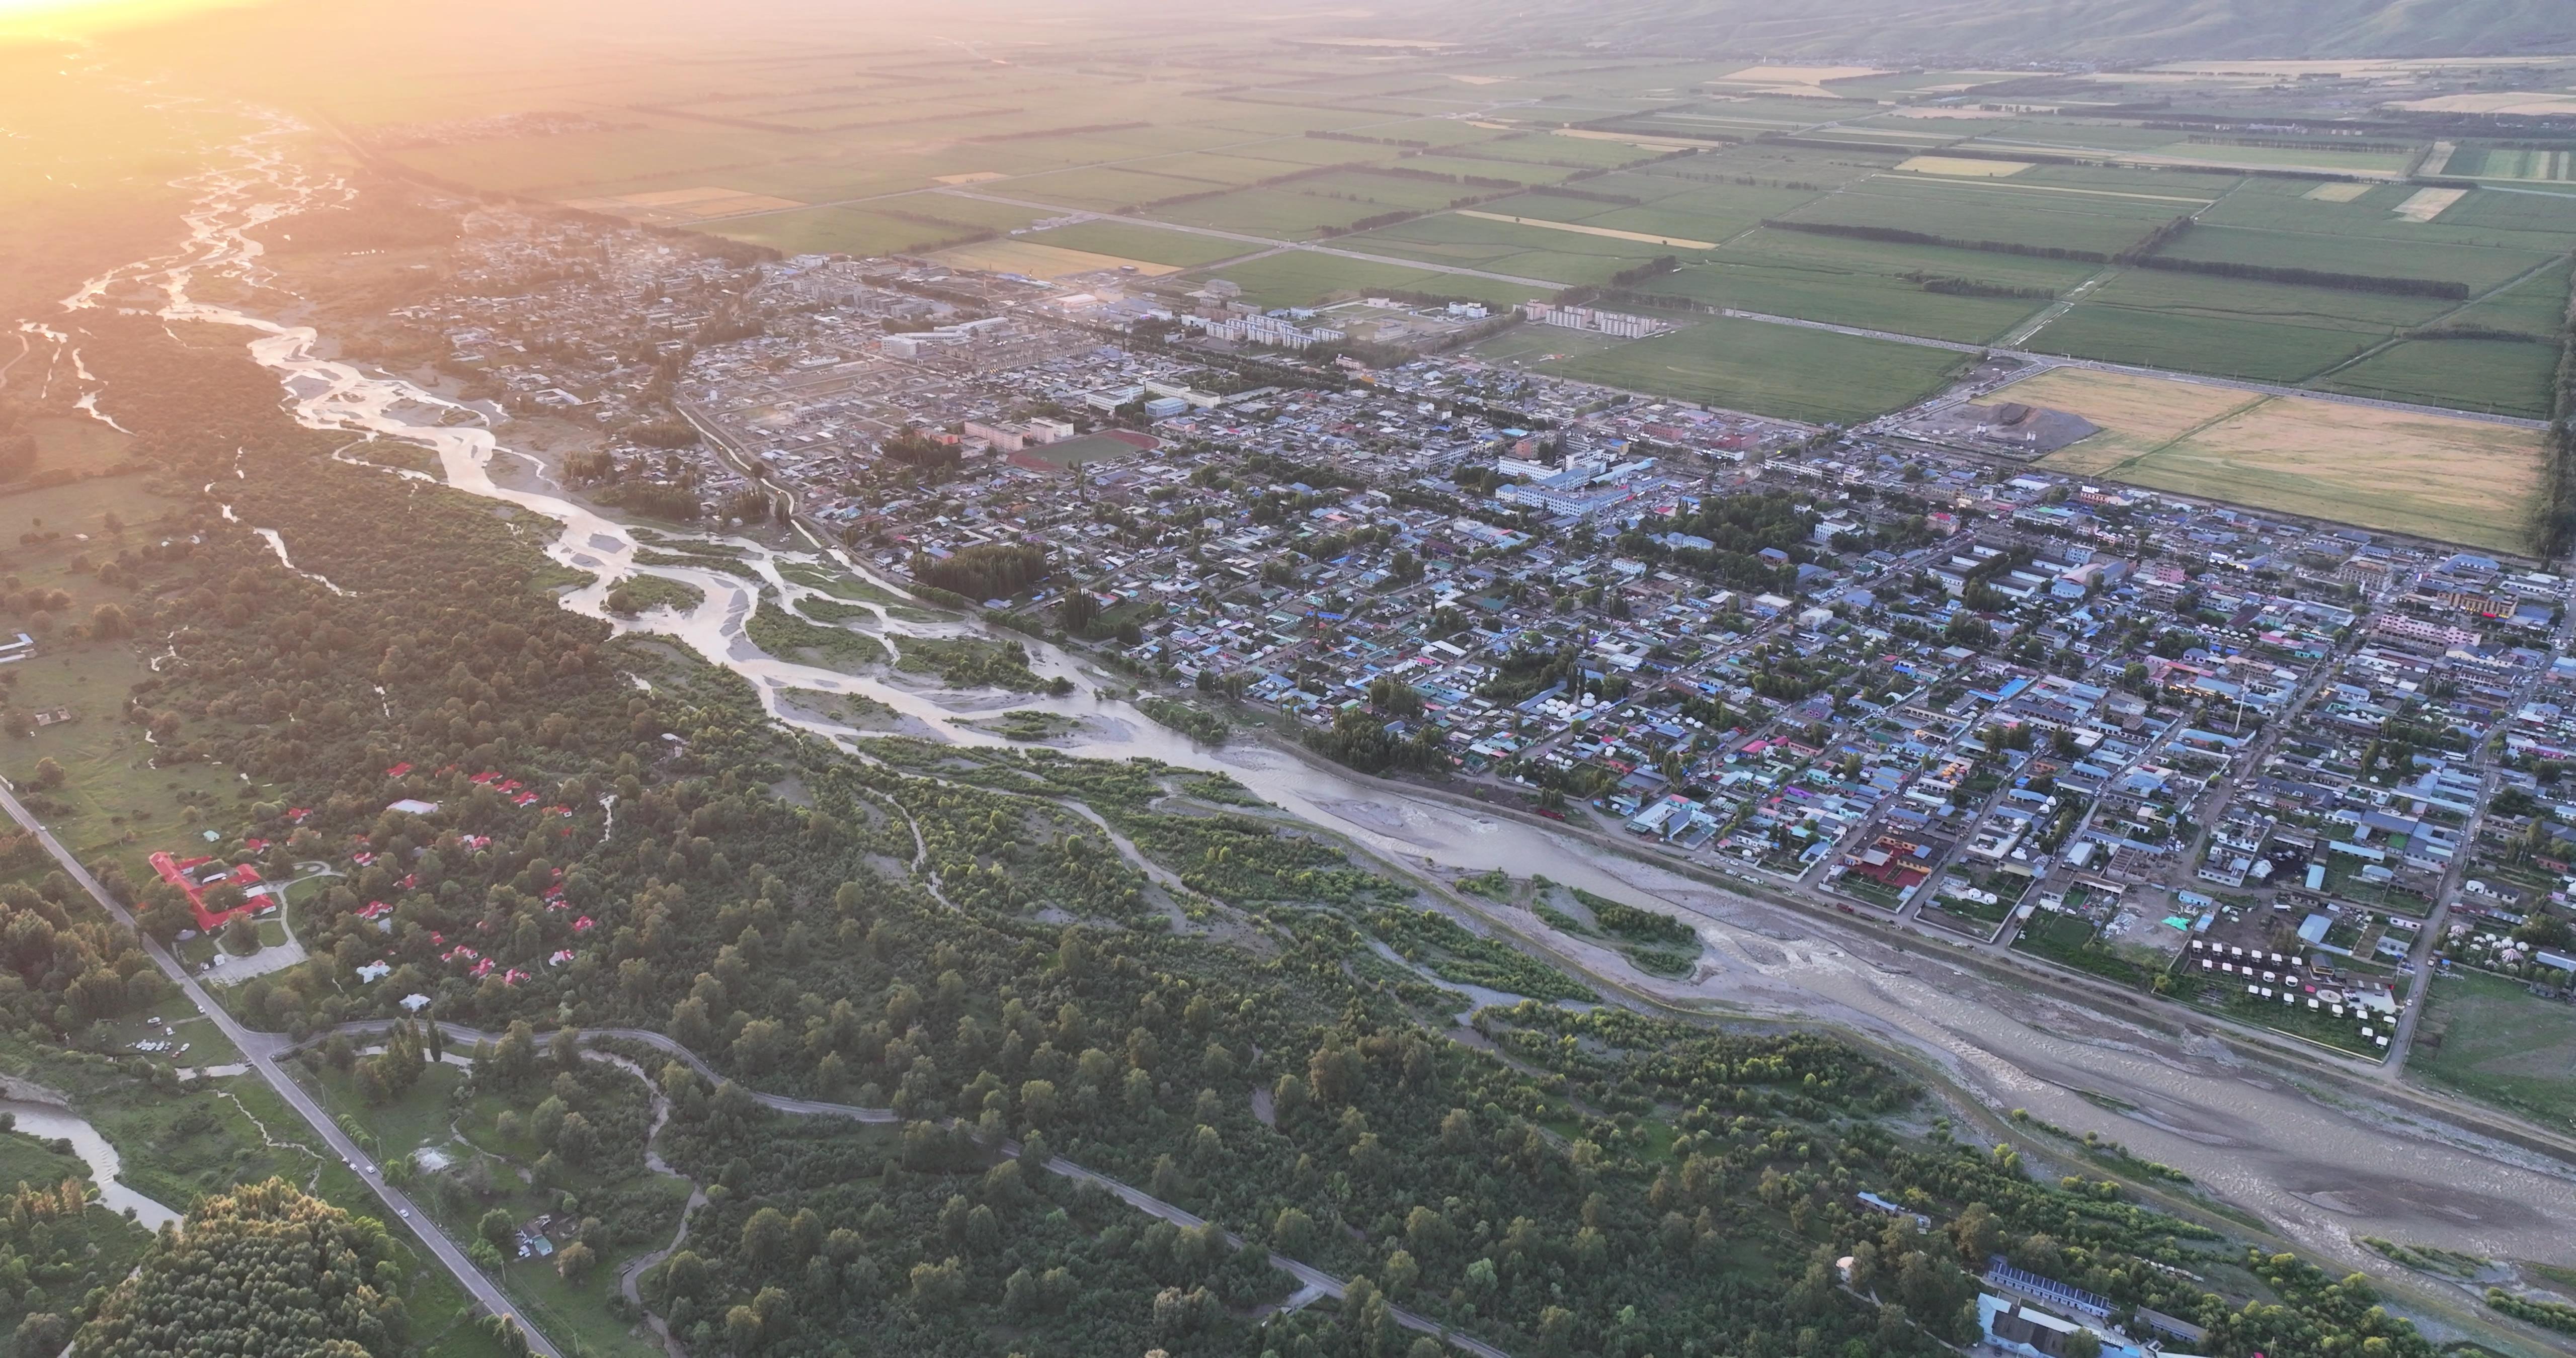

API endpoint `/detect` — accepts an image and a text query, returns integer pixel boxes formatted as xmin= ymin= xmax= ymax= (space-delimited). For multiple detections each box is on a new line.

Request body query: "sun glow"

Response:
xmin=0 ymin=0 xmax=258 ymax=38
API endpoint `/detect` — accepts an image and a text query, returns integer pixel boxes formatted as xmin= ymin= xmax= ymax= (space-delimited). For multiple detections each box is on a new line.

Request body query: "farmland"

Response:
xmin=2020 ymin=368 xmax=2546 ymax=552
xmin=1538 ymin=314 xmax=1972 ymax=425
xmin=192 ymin=29 xmax=2576 ymax=425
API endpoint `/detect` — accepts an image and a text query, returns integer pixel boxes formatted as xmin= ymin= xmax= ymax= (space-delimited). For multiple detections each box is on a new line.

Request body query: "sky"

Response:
xmin=0 ymin=0 xmax=257 ymax=38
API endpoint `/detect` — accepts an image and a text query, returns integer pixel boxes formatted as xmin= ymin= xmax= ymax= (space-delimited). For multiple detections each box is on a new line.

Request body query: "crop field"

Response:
xmin=2315 ymin=339 xmax=2561 ymax=418
xmin=928 ymin=238 xmax=1182 ymax=279
xmin=2024 ymin=270 xmax=2456 ymax=384
xmin=1335 ymin=212 xmax=1694 ymax=285
xmin=1184 ymin=250 xmax=1506 ymax=308
xmin=2448 ymin=145 xmax=2576 ymax=181
xmin=703 ymin=205 xmax=993 ymax=258
xmin=2155 ymin=222 xmax=2558 ymax=291
xmin=2410 ymin=971 xmax=2576 ymax=1129
xmin=294 ymin=38 xmax=2559 ymax=429
xmin=1537 ymin=314 xmax=1972 ymax=424
xmin=1635 ymin=229 xmax=2088 ymax=342
xmin=1772 ymin=176 xmax=2186 ymax=257
xmin=1025 ymin=219 xmax=1256 ymax=268
xmin=2020 ymin=368 xmax=2544 ymax=552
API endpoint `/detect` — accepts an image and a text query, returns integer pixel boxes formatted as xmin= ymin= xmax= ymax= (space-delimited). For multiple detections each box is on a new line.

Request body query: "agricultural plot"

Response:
xmin=1637 ymin=229 xmax=2088 ymax=343
xmin=1026 ymin=219 xmax=1257 ymax=268
xmin=2153 ymin=222 xmax=2558 ymax=291
xmin=2025 ymin=270 xmax=2457 ymax=384
xmin=1772 ymin=176 xmax=2187 ymax=258
xmin=1334 ymin=211 xmax=1691 ymax=285
xmin=2314 ymin=340 xmax=2560 ymax=419
xmin=1182 ymin=250 xmax=1485 ymax=308
xmin=2019 ymin=368 xmax=2544 ymax=553
xmin=1537 ymin=314 xmax=1971 ymax=425
xmin=929 ymin=238 xmax=1182 ymax=279
xmin=2202 ymin=178 xmax=2576 ymax=257
xmin=2447 ymin=145 xmax=2576 ymax=182
xmin=703 ymin=205 xmax=991 ymax=258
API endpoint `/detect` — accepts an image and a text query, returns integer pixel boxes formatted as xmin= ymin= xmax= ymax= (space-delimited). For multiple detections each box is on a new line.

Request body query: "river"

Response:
xmin=1 ymin=1100 xmax=182 ymax=1232
xmin=38 ymin=117 xmax=2576 ymax=1292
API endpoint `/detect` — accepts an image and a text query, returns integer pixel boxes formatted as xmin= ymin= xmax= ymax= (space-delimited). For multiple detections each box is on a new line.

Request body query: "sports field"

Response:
xmin=2020 ymin=368 xmax=2544 ymax=552
xmin=2410 ymin=970 xmax=2576 ymax=1131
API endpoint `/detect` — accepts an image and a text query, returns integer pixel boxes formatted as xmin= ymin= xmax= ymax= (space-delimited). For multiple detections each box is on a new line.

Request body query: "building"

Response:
xmin=1518 ymin=301 xmax=1667 ymax=339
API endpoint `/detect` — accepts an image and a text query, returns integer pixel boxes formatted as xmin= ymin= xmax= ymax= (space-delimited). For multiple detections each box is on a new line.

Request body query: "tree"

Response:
xmin=2062 ymin=1329 xmax=2102 ymax=1358
xmin=72 ymin=1180 xmax=407 ymax=1357
xmin=29 ymin=758 xmax=62 ymax=790
xmin=554 ymin=1241 xmax=594 ymax=1281
xmin=479 ymin=1208 xmax=516 ymax=1250
xmin=12 ymin=1313 xmax=66 ymax=1358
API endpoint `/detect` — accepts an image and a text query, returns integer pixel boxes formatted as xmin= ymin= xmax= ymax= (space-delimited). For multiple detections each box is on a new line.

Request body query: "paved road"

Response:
xmin=0 ymin=783 xmax=562 ymax=1358
xmin=294 ymin=1022 xmax=1507 ymax=1357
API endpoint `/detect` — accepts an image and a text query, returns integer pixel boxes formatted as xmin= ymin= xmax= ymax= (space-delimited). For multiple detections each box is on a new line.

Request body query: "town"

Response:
xmin=366 ymin=199 xmax=2576 ymax=1082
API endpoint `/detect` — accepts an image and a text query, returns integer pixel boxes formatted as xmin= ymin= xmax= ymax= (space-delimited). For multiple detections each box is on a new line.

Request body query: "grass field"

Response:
xmin=1638 ymin=229 xmax=2087 ymax=343
xmin=2020 ymin=368 xmax=2545 ymax=552
xmin=2315 ymin=338 xmax=2561 ymax=419
xmin=1027 ymin=219 xmax=1258 ymax=268
xmin=928 ymin=238 xmax=1180 ymax=279
xmin=1774 ymin=175 xmax=2183 ymax=257
xmin=1186 ymin=249 xmax=1541 ymax=308
xmin=0 ymin=476 xmax=250 ymax=882
xmin=2024 ymin=268 xmax=2461 ymax=385
xmin=1537 ymin=314 xmax=1971 ymax=424
xmin=2411 ymin=970 xmax=2576 ymax=1131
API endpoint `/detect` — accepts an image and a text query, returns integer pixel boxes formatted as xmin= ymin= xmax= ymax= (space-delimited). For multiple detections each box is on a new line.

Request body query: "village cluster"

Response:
xmin=358 ymin=204 xmax=2576 ymax=1065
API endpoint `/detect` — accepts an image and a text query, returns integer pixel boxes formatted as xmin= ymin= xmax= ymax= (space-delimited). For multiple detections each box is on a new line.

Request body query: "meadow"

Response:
xmin=2410 ymin=970 xmax=2576 ymax=1130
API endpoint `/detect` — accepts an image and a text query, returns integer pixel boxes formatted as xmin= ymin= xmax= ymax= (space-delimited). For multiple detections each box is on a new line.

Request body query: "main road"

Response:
xmin=0 ymin=782 xmax=564 ymax=1358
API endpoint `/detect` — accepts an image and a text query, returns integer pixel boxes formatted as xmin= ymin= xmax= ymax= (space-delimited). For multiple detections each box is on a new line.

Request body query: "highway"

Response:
xmin=0 ymin=782 xmax=563 ymax=1358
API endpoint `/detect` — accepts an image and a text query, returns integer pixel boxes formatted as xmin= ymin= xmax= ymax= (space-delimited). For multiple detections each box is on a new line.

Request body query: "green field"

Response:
xmin=1025 ymin=219 xmax=1254 ymax=267
xmin=2315 ymin=338 xmax=2560 ymax=418
xmin=2411 ymin=970 xmax=2576 ymax=1130
xmin=702 ymin=205 xmax=991 ymax=258
xmin=2156 ymin=223 xmax=2558 ymax=291
xmin=0 ymin=476 xmax=250 ymax=883
xmin=2027 ymin=269 xmax=2458 ymax=383
xmin=1773 ymin=175 xmax=2184 ymax=257
xmin=1536 ymin=314 xmax=1971 ymax=423
xmin=1635 ymin=229 xmax=2086 ymax=343
xmin=1187 ymin=250 xmax=1540 ymax=308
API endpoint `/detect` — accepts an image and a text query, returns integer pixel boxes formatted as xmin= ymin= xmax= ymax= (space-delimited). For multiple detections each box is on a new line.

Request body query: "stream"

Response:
xmin=0 ymin=1100 xmax=182 ymax=1231
xmin=34 ymin=114 xmax=2576 ymax=1282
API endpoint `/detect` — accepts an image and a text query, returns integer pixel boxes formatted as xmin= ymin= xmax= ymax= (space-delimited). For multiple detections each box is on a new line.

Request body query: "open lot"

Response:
xmin=2020 ymin=367 xmax=2545 ymax=553
xmin=2411 ymin=970 xmax=2576 ymax=1131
